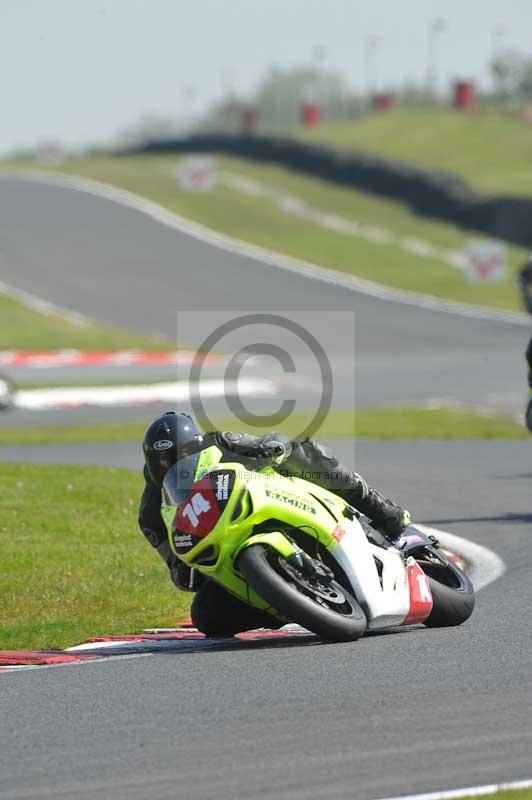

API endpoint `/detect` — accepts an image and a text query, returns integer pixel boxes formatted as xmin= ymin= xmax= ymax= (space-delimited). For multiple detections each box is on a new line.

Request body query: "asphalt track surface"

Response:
xmin=1 ymin=175 xmax=531 ymax=799
xmin=2 ymin=439 xmax=531 ymax=799
xmin=0 ymin=174 xmax=528 ymax=427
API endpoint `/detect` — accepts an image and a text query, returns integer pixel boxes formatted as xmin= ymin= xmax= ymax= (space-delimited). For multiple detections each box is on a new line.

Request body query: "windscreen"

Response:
xmin=162 ymin=456 xmax=201 ymax=507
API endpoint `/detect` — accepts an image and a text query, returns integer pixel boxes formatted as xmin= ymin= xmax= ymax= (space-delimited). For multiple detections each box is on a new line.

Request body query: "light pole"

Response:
xmin=491 ymin=25 xmax=506 ymax=60
xmin=181 ymin=84 xmax=198 ymax=132
xmin=426 ymin=18 xmax=447 ymax=102
xmin=490 ymin=25 xmax=508 ymax=99
xmin=312 ymin=45 xmax=327 ymax=69
xmin=365 ymin=36 xmax=380 ymax=105
xmin=220 ymin=66 xmax=236 ymax=132
xmin=312 ymin=45 xmax=327 ymax=117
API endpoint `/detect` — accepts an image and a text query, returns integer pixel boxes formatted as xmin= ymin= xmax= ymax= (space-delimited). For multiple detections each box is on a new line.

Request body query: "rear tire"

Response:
xmin=238 ymin=544 xmax=367 ymax=642
xmin=420 ymin=556 xmax=475 ymax=627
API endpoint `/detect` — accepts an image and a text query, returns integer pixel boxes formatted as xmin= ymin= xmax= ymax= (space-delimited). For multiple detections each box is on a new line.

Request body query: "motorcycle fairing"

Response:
xmin=162 ymin=463 xmax=433 ymax=628
xmin=328 ymin=518 xmax=411 ymax=629
xmin=330 ymin=521 xmax=433 ymax=628
xmin=402 ymin=559 xmax=433 ymax=625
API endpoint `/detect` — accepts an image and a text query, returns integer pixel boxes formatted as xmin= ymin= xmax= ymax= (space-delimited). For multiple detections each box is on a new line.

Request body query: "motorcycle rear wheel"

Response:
xmin=238 ymin=544 xmax=367 ymax=642
xmin=418 ymin=553 xmax=475 ymax=627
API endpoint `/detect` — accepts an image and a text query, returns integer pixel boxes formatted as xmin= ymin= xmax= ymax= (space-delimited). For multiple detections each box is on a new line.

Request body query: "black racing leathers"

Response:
xmin=138 ymin=431 xmax=411 ymax=636
xmin=518 ymin=257 xmax=532 ymax=316
xmin=526 ymin=336 xmax=532 ymax=390
xmin=518 ymin=256 xmax=532 ymax=432
xmin=525 ymin=336 xmax=532 ymax=432
xmin=138 ymin=463 xmax=283 ymax=636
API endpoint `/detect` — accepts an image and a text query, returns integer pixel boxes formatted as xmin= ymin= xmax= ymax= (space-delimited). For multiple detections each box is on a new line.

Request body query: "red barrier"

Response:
xmin=301 ymin=103 xmax=321 ymax=126
xmin=242 ymin=108 xmax=257 ymax=132
xmin=454 ymin=81 xmax=476 ymax=110
xmin=373 ymin=93 xmax=395 ymax=112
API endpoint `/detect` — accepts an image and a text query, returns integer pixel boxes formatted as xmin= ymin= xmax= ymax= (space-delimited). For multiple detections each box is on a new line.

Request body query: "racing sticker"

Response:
xmin=264 ymin=487 xmax=316 ymax=515
xmin=153 ymin=439 xmax=173 ymax=451
xmin=172 ymin=471 xmax=234 ymax=554
xmin=211 ymin=469 xmax=235 ymax=508
xmin=331 ymin=524 xmax=347 ymax=543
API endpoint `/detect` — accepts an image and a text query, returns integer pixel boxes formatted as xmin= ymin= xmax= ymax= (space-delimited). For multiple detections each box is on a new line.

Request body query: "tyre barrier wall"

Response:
xmin=121 ymin=134 xmax=532 ymax=249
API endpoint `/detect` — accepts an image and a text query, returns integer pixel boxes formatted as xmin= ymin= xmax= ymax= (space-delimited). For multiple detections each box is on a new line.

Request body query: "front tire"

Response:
xmin=238 ymin=544 xmax=367 ymax=642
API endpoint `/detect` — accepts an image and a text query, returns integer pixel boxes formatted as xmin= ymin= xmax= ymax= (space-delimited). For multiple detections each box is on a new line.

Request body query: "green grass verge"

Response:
xmin=297 ymin=107 xmax=532 ymax=196
xmin=0 ymin=406 xmax=526 ymax=446
xmin=3 ymin=154 xmax=525 ymax=311
xmin=1 ymin=462 xmax=190 ymax=649
xmin=0 ymin=293 xmax=172 ymax=350
xmin=461 ymin=791 xmax=532 ymax=800
xmin=1 ymin=401 xmax=527 ymax=650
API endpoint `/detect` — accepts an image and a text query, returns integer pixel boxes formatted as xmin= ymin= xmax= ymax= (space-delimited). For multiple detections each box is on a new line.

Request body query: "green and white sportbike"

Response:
xmin=162 ymin=443 xmax=475 ymax=642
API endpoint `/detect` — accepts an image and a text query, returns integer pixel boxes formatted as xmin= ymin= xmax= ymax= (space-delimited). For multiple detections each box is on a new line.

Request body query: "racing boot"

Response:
xmin=350 ymin=485 xmax=411 ymax=542
xmin=281 ymin=439 xmax=411 ymax=542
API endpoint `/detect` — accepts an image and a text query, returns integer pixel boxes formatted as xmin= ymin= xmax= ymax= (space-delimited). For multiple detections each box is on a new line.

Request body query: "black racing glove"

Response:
xmin=208 ymin=431 xmax=289 ymax=466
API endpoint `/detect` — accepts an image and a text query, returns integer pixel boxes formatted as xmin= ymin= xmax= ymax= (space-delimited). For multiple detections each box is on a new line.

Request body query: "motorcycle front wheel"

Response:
xmin=238 ymin=544 xmax=367 ymax=642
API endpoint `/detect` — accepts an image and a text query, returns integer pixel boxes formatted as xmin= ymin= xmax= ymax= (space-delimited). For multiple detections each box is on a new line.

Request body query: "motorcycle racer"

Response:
xmin=526 ymin=337 xmax=532 ymax=432
xmin=138 ymin=411 xmax=412 ymax=636
xmin=518 ymin=254 xmax=532 ymax=431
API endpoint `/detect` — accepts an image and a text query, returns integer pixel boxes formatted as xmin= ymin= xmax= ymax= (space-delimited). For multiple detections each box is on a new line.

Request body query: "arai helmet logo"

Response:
xmin=153 ymin=439 xmax=173 ymax=450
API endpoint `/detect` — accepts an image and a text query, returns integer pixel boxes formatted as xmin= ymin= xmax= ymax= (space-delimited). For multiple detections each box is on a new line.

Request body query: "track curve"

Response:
xmin=0 ymin=174 xmax=527 ymax=414
xmin=0 ymin=175 xmax=531 ymax=800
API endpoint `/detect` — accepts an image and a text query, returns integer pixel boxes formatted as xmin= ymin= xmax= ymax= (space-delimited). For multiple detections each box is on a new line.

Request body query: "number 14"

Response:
xmin=182 ymin=492 xmax=211 ymax=528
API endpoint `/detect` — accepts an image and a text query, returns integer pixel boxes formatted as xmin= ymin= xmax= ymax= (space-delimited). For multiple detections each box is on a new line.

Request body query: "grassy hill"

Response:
xmin=3 ymin=153 xmax=527 ymax=312
xmin=297 ymin=108 xmax=532 ymax=196
xmin=0 ymin=293 xmax=172 ymax=350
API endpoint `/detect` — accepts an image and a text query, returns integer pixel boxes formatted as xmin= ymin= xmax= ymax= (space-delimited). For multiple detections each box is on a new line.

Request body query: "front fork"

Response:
xmin=236 ymin=531 xmax=333 ymax=583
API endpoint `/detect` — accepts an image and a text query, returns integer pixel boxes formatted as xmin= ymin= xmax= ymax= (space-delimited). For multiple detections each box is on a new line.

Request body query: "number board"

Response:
xmin=172 ymin=470 xmax=235 ymax=554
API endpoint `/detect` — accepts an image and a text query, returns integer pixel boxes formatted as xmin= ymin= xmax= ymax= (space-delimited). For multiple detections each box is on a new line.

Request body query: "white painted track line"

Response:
xmin=0 ymin=527 xmax=505 ymax=674
xmin=416 ymin=525 xmax=506 ymax=591
xmin=0 ymin=278 xmax=91 ymax=326
xmin=375 ymin=776 xmax=532 ymax=800
xmin=221 ymin=170 xmax=468 ymax=271
xmin=13 ymin=377 xmax=278 ymax=410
